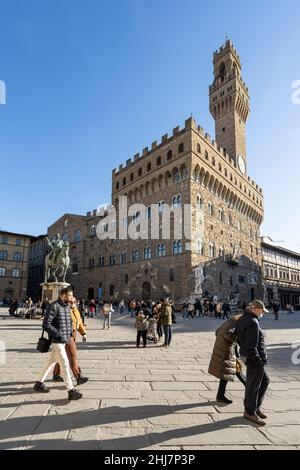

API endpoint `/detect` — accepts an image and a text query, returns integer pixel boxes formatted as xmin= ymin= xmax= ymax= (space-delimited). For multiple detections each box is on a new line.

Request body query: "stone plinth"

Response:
xmin=41 ymin=282 xmax=70 ymax=302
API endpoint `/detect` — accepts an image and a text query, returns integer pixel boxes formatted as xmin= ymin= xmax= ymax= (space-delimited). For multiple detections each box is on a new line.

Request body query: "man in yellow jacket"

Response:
xmin=53 ymin=296 xmax=89 ymax=385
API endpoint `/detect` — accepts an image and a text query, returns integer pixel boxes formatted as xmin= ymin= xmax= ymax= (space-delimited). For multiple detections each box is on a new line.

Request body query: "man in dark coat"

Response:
xmin=33 ymin=287 xmax=82 ymax=401
xmin=235 ymin=299 xmax=270 ymax=426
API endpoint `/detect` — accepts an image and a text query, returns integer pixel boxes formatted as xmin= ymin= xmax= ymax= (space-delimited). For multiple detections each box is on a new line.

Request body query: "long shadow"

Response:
xmin=0 ymin=415 xmax=253 ymax=450
xmin=0 ymin=401 xmax=213 ymax=440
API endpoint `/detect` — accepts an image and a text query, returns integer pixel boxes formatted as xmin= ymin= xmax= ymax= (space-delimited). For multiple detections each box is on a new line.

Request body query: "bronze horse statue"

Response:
xmin=44 ymin=241 xmax=70 ymax=283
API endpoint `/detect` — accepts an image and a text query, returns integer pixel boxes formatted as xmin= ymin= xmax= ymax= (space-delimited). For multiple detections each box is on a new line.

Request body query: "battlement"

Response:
xmin=86 ymin=203 xmax=114 ymax=218
xmin=112 ymin=117 xmax=197 ymax=176
xmin=112 ymin=116 xmax=263 ymax=196
xmin=213 ymin=39 xmax=241 ymax=68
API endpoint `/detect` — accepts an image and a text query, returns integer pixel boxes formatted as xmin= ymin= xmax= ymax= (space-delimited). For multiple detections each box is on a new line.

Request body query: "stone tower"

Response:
xmin=209 ymin=39 xmax=250 ymax=171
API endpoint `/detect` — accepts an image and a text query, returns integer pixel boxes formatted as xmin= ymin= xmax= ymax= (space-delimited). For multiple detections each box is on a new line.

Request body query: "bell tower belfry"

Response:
xmin=209 ymin=39 xmax=250 ymax=166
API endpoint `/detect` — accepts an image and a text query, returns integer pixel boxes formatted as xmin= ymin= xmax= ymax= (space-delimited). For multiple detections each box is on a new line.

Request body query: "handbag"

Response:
xmin=37 ymin=329 xmax=51 ymax=353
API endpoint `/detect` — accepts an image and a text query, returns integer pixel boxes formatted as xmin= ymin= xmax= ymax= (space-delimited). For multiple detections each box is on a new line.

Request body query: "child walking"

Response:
xmin=135 ymin=310 xmax=148 ymax=348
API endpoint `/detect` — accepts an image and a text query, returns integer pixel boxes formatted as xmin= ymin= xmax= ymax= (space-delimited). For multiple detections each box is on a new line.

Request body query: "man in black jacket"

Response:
xmin=235 ymin=299 xmax=270 ymax=425
xmin=33 ymin=287 xmax=82 ymax=400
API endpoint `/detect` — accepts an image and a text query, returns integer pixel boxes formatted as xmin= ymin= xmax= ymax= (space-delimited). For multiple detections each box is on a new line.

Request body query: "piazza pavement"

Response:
xmin=0 ymin=307 xmax=300 ymax=450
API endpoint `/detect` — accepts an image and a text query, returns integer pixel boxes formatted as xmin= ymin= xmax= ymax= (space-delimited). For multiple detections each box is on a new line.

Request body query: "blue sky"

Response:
xmin=0 ymin=0 xmax=300 ymax=251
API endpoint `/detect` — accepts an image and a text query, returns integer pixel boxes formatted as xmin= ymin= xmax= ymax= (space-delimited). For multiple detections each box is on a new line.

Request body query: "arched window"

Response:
xmin=133 ymin=211 xmax=140 ymax=225
xmin=197 ymin=239 xmax=204 ymax=255
xmin=178 ymin=143 xmax=184 ymax=153
xmin=158 ymin=201 xmax=166 ymax=213
xmin=219 ymin=272 xmax=223 ymax=285
xmin=90 ymin=225 xmax=96 ymax=237
xmin=116 ymin=181 xmax=119 ymax=190
xmin=12 ymin=268 xmax=20 ymax=278
xmin=197 ymin=143 xmax=201 ymax=153
xmin=167 ymin=150 xmax=172 ymax=160
xmin=147 ymin=162 xmax=151 ymax=172
xmin=0 ymin=267 xmax=6 ymax=277
xmin=173 ymin=240 xmax=182 ymax=255
xmin=144 ymin=246 xmax=151 ymax=260
xmin=120 ymin=252 xmax=127 ymax=264
xmin=125 ymin=274 xmax=129 ymax=285
xmin=205 ymin=150 xmax=209 ymax=160
xmin=196 ymin=195 xmax=204 ymax=210
xmin=209 ymin=243 xmax=215 ymax=258
xmin=212 ymin=157 xmax=216 ymax=166
xmin=130 ymin=172 xmax=134 ymax=182
xmin=172 ymin=194 xmax=182 ymax=208
xmin=156 ymin=156 xmax=162 ymax=166
xmin=13 ymin=252 xmax=22 ymax=261
xmin=219 ymin=247 xmax=224 ymax=258
xmin=208 ymin=202 xmax=213 ymax=215
xmin=174 ymin=170 xmax=181 ymax=183
xmin=109 ymin=255 xmax=116 ymax=266
xmin=0 ymin=251 xmax=8 ymax=260
xmin=218 ymin=163 xmax=222 ymax=172
xmin=63 ymin=233 xmax=69 ymax=242
xmin=123 ymin=177 xmax=127 ymax=186
xmin=146 ymin=206 xmax=151 ymax=219
xmin=99 ymin=256 xmax=105 ymax=267
xmin=224 ymin=168 xmax=228 ymax=177
xmin=157 ymin=243 xmax=166 ymax=257
xmin=132 ymin=250 xmax=139 ymax=262
xmin=138 ymin=168 xmax=142 ymax=177
xmin=74 ymin=230 xmax=81 ymax=242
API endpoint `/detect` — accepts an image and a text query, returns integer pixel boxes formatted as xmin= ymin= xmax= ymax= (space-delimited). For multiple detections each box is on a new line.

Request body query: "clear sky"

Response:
xmin=0 ymin=0 xmax=299 ymax=251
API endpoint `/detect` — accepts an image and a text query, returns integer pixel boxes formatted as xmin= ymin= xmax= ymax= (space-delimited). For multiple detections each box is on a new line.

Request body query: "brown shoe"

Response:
xmin=256 ymin=409 xmax=267 ymax=419
xmin=243 ymin=412 xmax=266 ymax=426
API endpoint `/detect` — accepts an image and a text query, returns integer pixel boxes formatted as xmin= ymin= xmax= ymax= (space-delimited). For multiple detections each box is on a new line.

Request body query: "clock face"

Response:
xmin=237 ymin=155 xmax=246 ymax=174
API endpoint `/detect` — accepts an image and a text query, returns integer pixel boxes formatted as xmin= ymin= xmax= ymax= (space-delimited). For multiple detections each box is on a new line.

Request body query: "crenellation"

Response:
xmin=151 ymin=140 xmax=157 ymax=150
xmin=161 ymin=133 xmax=168 ymax=143
xmin=205 ymin=133 xmax=211 ymax=143
xmin=134 ymin=153 xmax=140 ymax=161
xmin=173 ymin=126 xmax=180 ymax=136
xmin=142 ymin=147 xmax=149 ymax=156
xmin=198 ymin=126 xmax=205 ymax=137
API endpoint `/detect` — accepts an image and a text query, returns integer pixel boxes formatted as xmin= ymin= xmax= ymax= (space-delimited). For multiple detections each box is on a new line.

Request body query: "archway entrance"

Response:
xmin=142 ymin=282 xmax=151 ymax=301
xmin=88 ymin=287 xmax=95 ymax=300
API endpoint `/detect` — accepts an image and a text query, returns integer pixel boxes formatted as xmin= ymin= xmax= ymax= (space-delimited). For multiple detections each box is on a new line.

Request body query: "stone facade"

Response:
xmin=27 ymin=235 xmax=47 ymax=301
xmin=37 ymin=41 xmax=265 ymax=305
xmin=0 ymin=231 xmax=34 ymax=303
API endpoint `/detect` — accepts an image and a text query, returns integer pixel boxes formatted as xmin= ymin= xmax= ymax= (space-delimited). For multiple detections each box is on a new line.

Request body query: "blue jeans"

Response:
xmin=163 ymin=325 xmax=172 ymax=345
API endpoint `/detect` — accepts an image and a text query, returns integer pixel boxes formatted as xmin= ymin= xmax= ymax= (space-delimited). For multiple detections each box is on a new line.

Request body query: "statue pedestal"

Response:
xmin=41 ymin=282 xmax=70 ymax=302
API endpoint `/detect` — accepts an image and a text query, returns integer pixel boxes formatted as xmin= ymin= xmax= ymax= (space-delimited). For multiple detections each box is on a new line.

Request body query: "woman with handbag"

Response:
xmin=208 ymin=314 xmax=246 ymax=404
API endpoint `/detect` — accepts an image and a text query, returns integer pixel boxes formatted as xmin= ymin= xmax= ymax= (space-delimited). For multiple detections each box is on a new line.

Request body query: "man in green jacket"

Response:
xmin=160 ymin=297 xmax=173 ymax=347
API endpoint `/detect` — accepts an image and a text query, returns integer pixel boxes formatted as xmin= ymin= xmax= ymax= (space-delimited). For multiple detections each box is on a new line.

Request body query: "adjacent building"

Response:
xmin=0 ymin=230 xmax=34 ymax=303
xmin=27 ymin=235 xmax=48 ymax=301
xmin=261 ymin=237 xmax=300 ymax=307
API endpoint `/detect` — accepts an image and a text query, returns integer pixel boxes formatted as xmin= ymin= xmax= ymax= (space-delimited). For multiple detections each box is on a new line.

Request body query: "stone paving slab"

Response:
xmin=1 ymin=311 xmax=300 ymax=450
